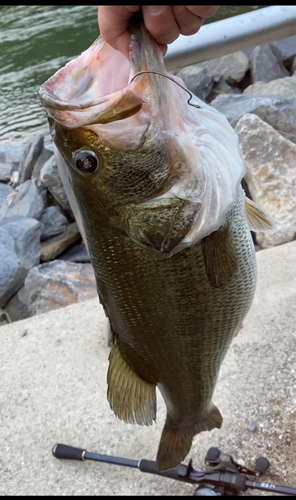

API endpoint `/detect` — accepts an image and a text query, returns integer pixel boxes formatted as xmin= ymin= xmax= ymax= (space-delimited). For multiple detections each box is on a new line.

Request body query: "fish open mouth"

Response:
xmin=38 ymin=17 xmax=177 ymax=133
xmin=38 ymin=37 xmax=143 ymax=128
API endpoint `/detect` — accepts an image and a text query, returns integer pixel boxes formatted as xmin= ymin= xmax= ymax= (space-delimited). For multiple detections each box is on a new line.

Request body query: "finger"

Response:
xmin=142 ymin=6 xmax=180 ymax=45
xmin=185 ymin=6 xmax=220 ymax=20
xmin=98 ymin=6 xmax=141 ymax=57
xmin=172 ymin=6 xmax=204 ymax=36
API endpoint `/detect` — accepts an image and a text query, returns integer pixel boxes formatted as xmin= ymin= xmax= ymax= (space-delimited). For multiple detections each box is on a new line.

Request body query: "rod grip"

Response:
xmin=139 ymin=459 xmax=182 ymax=480
xmin=52 ymin=443 xmax=86 ymax=461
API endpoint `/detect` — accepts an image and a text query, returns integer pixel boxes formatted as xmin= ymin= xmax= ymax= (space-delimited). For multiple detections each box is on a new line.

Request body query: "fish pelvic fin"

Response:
xmin=107 ymin=341 xmax=156 ymax=426
xmin=156 ymin=405 xmax=223 ymax=471
xmin=245 ymin=196 xmax=274 ymax=232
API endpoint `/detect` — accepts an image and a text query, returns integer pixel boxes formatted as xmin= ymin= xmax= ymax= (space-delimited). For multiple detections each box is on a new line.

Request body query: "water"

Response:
xmin=0 ymin=5 xmax=265 ymax=145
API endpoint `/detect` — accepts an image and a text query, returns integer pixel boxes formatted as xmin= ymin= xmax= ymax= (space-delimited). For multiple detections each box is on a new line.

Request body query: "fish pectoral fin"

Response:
xmin=107 ymin=342 xmax=156 ymax=426
xmin=245 ymin=196 xmax=274 ymax=232
xmin=156 ymin=405 xmax=223 ymax=471
xmin=201 ymin=226 xmax=238 ymax=289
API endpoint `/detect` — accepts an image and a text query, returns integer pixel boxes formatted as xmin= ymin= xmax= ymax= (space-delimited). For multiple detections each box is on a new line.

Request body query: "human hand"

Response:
xmin=98 ymin=6 xmax=219 ymax=58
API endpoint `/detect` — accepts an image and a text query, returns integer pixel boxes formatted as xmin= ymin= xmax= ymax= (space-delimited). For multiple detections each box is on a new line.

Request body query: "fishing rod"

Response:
xmin=52 ymin=443 xmax=296 ymax=496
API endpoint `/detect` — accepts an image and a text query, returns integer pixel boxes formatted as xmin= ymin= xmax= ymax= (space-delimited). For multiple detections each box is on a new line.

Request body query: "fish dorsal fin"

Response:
xmin=107 ymin=341 xmax=156 ymax=426
xmin=201 ymin=226 xmax=238 ymax=289
xmin=245 ymin=196 xmax=274 ymax=232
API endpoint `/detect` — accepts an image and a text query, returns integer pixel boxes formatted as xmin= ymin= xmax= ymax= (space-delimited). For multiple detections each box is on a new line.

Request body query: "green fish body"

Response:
xmin=39 ymin=16 xmax=272 ymax=470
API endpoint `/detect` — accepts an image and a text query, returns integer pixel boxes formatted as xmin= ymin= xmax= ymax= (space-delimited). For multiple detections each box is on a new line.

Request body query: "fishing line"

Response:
xmin=130 ymin=72 xmax=296 ymax=142
xmin=129 ymin=71 xmax=201 ymax=109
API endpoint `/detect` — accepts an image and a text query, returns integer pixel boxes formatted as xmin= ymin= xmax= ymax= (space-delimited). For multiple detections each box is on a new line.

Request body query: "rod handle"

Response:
xmin=52 ymin=443 xmax=86 ymax=461
xmin=139 ymin=459 xmax=184 ymax=480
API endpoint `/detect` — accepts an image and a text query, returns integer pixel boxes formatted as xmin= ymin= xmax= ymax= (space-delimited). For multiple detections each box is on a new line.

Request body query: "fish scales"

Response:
xmin=38 ymin=13 xmax=273 ymax=471
xmin=84 ymin=195 xmax=256 ymax=400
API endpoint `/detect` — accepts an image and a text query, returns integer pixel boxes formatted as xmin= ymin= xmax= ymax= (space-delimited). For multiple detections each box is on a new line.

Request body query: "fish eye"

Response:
xmin=73 ymin=150 xmax=99 ymax=175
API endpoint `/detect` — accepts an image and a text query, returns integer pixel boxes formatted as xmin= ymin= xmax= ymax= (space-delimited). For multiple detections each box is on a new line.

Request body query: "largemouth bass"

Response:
xmin=38 ymin=15 xmax=272 ymax=471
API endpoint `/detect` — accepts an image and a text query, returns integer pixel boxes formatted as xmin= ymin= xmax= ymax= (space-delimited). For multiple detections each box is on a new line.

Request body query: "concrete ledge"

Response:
xmin=0 ymin=241 xmax=295 ymax=495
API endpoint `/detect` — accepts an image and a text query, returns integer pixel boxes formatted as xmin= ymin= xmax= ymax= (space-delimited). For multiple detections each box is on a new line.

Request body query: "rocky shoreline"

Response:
xmin=0 ymin=36 xmax=295 ymax=326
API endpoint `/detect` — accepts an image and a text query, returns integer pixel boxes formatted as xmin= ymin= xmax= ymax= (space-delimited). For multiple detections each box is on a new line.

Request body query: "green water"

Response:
xmin=0 ymin=5 xmax=265 ymax=144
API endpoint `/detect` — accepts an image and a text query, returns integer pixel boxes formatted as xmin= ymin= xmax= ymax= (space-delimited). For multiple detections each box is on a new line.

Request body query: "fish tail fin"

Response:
xmin=156 ymin=405 xmax=223 ymax=471
xmin=156 ymin=418 xmax=193 ymax=472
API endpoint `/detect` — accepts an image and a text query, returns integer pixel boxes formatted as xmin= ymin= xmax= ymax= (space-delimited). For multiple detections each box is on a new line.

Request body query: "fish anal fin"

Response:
xmin=201 ymin=226 xmax=238 ymax=289
xmin=107 ymin=342 xmax=156 ymax=426
xmin=156 ymin=405 xmax=223 ymax=471
xmin=245 ymin=196 xmax=274 ymax=232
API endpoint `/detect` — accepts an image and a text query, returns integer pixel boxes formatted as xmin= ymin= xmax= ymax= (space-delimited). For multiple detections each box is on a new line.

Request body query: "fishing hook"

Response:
xmin=129 ymin=71 xmax=201 ymax=109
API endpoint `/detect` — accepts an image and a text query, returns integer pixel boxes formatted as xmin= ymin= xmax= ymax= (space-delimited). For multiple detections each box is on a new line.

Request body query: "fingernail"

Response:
xmin=145 ymin=6 xmax=165 ymax=15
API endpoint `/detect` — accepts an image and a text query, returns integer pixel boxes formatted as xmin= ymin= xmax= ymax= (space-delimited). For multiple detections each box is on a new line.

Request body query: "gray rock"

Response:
xmin=176 ymin=65 xmax=214 ymax=101
xmin=0 ymin=228 xmax=27 ymax=308
xmin=59 ymin=241 xmax=90 ymax=263
xmin=242 ymin=47 xmax=254 ymax=60
xmin=0 ymin=142 xmax=30 ymax=171
xmin=0 ymin=183 xmax=14 ymax=207
xmin=291 ymin=56 xmax=296 ymax=75
xmin=10 ymin=170 xmax=19 ymax=185
xmin=207 ymin=76 xmax=241 ymax=102
xmin=247 ymin=422 xmax=257 ymax=433
xmin=40 ymin=222 xmax=81 ymax=262
xmin=38 ymin=127 xmax=54 ymax=152
xmin=198 ymin=51 xmax=249 ymax=84
xmin=250 ymin=43 xmax=289 ymax=83
xmin=243 ymin=36 xmax=296 ymax=66
xmin=235 ymin=113 xmax=296 ymax=248
xmin=31 ymin=146 xmax=53 ymax=180
xmin=177 ymin=51 xmax=249 ymax=101
xmin=5 ymin=260 xmax=97 ymax=321
xmin=39 ymin=206 xmax=68 ymax=241
xmin=2 ymin=286 xmax=29 ymax=322
xmin=44 ymin=140 xmax=54 ymax=153
xmin=243 ymin=74 xmax=296 ymax=100
xmin=40 ymin=155 xmax=73 ymax=217
xmin=1 ymin=216 xmax=41 ymax=270
xmin=0 ymin=216 xmax=42 ymax=308
xmin=210 ymin=94 xmax=296 ymax=144
xmin=0 ymin=163 xmax=12 ymax=182
xmin=0 ymin=179 xmax=47 ymax=220
xmin=271 ymin=35 xmax=296 ymax=62
xmin=18 ymin=134 xmax=44 ymax=184
xmin=0 ymin=309 xmax=11 ymax=326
